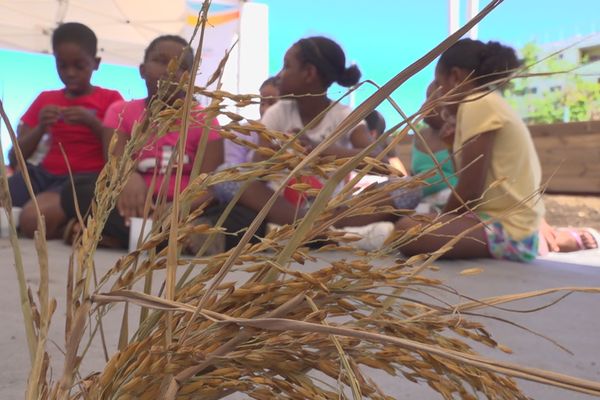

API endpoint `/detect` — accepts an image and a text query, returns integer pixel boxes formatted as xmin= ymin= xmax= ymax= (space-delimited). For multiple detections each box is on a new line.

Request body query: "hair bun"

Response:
xmin=337 ymin=64 xmax=361 ymax=87
xmin=484 ymin=41 xmax=520 ymax=69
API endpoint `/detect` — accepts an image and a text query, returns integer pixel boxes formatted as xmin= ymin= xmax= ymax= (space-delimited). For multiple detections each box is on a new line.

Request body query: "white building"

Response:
xmin=509 ymin=34 xmax=600 ymax=122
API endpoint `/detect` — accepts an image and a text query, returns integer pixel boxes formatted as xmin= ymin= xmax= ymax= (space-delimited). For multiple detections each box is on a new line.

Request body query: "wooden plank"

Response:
xmin=530 ymin=122 xmax=600 ymax=194
xmin=529 ymin=120 xmax=600 ymax=137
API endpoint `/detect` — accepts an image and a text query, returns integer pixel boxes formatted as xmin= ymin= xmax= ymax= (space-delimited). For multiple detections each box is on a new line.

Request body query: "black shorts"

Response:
xmin=8 ymin=163 xmax=98 ymax=207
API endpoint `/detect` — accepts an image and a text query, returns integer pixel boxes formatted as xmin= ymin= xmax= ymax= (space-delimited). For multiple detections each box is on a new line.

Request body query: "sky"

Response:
xmin=1 ymin=0 xmax=599 ymax=159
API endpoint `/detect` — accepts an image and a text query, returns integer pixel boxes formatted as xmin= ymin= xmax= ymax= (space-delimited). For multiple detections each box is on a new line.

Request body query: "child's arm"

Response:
xmin=101 ymin=99 xmax=128 ymax=160
xmin=190 ymin=137 xmax=224 ymax=210
xmin=200 ymin=138 xmax=224 ymax=173
xmin=118 ymin=171 xmax=148 ymax=223
xmin=14 ymin=105 xmax=61 ymax=162
xmin=101 ymin=127 xmax=118 ymax=161
xmin=104 ymin=129 xmax=147 ymax=221
xmin=443 ymin=131 xmax=496 ymax=214
xmin=109 ymin=131 xmax=147 ymax=222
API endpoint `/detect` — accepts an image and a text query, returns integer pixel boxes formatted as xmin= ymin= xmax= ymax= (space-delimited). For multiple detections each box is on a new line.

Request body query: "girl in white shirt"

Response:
xmin=257 ymin=36 xmax=372 ymax=160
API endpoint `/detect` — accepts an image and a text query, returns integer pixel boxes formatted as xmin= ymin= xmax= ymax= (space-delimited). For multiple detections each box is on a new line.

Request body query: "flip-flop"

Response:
xmin=63 ymin=217 xmax=123 ymax=249
xmin=62 ymin=218 xmax=80 ymax=246
xmin=580 ymin=227 xmax=600 ymax=250
xmin=557 ymin=227 xmax=600 ymax=251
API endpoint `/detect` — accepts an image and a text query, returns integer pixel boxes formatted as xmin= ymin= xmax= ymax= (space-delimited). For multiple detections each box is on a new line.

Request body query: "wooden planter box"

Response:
xmin=393 ymin=121 xmax=600 ymax=195
xmin=529 ymin=121 xmax=600 ymax=194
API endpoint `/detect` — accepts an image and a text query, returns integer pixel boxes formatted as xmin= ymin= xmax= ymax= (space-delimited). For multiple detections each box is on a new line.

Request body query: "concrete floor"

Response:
xmin=1 ymin=238 xmax=599 ymax=399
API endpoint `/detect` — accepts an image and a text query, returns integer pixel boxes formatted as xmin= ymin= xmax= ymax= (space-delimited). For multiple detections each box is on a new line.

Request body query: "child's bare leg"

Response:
xmin=20 ymin=191 xmax=67 ymax=239
xmin=552 ymin=230 xmax=580 ymax=252
xmin=334 ymin=212 xmax=395 ymax=228
xmin=394 ymin=213 xmax=490 ymax=259
xmin=335 ymin=182 xmax=422 ymax=227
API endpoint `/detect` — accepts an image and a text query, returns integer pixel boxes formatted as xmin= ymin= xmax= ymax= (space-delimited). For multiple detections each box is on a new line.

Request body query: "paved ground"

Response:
xmin=1 ymin=238 xmax=599 ymax=399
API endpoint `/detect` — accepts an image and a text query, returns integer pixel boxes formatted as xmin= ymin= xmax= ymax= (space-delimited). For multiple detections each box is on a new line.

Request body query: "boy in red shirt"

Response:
xmin=7 ymin=22 xmax=123 ymax=238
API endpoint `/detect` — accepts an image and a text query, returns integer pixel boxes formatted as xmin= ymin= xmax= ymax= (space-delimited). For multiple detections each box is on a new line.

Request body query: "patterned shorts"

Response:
xmin=483 ymin=218 xmax=538 ymax=263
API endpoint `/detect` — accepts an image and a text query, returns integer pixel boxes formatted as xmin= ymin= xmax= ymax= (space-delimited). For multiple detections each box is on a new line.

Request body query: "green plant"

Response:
xmin=504 ymin=41 xmax=600 ymax=124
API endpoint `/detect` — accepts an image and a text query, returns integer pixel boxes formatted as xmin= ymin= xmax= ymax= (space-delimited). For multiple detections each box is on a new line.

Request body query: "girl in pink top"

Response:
xmin=61 ymin=35 xmax=223 ymax=248
xmin=103 ymin=98 xmax=221 ymax=202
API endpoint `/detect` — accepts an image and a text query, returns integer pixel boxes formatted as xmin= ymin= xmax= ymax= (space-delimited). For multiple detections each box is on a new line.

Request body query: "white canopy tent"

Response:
xmin=0 ymin=0 xmax=189 ymax=65
xmin=0 ymin=0 xmax=269 ymax=117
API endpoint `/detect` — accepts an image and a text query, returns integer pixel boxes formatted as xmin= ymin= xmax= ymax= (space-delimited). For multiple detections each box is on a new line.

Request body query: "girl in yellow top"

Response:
xmin=396 ymin=38 xmax=544 ymax=262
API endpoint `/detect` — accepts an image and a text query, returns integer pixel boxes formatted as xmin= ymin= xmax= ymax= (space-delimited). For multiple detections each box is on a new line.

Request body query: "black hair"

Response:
xmin=438 ymin=38 xmax=520 ymax=86
xmin=144 ymin=35 xmax=193 ymax=62
xmin=260 ymin=76 xmax=279 ymax=89
xmin=295 ymin=36 xmax=361 ymax=88
xmin=365 ymin=110 xmax=386 ymax=135
xmin=52 ymin=22 xmax=97 ymax=57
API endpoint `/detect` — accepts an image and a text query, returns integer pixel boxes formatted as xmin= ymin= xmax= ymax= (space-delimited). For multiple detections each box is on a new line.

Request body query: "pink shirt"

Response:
xmin=103 ymin=99 xmax=221 ymax=200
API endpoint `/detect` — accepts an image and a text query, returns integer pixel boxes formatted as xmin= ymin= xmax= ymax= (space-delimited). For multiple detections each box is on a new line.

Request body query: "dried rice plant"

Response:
xmin=1 ymin=0 xmax=599 ymax=399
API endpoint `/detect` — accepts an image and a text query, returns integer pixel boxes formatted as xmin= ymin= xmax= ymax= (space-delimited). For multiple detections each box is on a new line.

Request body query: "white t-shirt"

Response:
xmin=260 ymin=99 xmax=365 ymax=148
xmin=260 ymin=99 xmax=366 ymax=194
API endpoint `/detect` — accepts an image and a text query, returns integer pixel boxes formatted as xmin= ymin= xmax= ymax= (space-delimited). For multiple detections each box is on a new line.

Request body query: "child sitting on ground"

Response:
xmin=414 ymin=82 xmax=598 ymax=255
xmin=61 ymin=34 xmax=223 ymax=248
xmin=251 ymin=36 xmax=374 ymax=214
xmin=365 ymin=110 xmax=408 ymax=175
xmin=394 ymin=38 xmax=545 ymax=262
xmin=223 ymin=76 xmax=279 ymax=166
xmin=6 ymin=22 xmax=123 ymax=239
xmin=411 ymin=82 xmax=458 ymax=213
xmin=211 ymin=37 xmax=374 ymax=243
xmin=199 ymin=76 xmax=286 ymax=252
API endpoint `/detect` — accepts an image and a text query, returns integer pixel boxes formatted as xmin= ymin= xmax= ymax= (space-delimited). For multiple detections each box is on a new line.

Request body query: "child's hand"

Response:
xmin=61 ymin=106 xmax=99 ymax=127
xmin=540 ymin=219 xmax=559 ymax=252
xmin=38 ymin=106 xmax=61 ymax=130
xmin=117 ymin=172 xmax=148 ymax=225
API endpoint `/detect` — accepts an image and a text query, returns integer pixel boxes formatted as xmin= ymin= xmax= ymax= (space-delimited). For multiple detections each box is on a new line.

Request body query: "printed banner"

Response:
xmin=185 ymin=1 xmax=241 ymax=88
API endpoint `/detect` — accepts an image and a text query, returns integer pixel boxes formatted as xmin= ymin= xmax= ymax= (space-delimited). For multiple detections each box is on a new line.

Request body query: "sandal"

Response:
xmin=557 ymin=227 xmax=600 ymax=251
xmin=579 ymin=227 xmax=600 ymax=250
xmin=184 ymin=216 xmax=225 ymax=256
xmin=63 ymin=217 xmax=124 ymax=249
xmin=63 ymin=218 xmax=80 ymax=246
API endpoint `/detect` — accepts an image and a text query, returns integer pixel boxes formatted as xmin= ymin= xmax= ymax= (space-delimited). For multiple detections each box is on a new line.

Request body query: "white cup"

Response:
xmin=128 ymin=217 xmax=153 ymax=253
xmin=0 ymin=207 xmax=22 ymax=238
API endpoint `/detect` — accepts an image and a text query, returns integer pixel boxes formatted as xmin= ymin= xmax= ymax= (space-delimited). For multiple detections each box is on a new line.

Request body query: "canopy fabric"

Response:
xmin=0 ymin=0 xmax=241 ymax=66
xmin=0 ymin=0 xmax=267 ymax=118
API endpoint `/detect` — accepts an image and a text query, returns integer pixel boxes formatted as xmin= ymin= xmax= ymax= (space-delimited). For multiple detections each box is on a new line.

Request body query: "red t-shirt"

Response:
xmin=20 ymin=87 xmax=123 ymax=175
xmin=103 ymin=99 xmax=221 ymax=200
